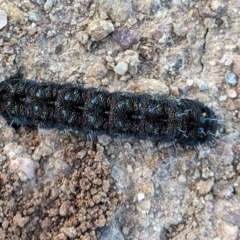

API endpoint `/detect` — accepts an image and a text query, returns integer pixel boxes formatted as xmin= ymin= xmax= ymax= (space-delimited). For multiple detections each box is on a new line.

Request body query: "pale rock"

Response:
xmin=87 ymin=19 xmax=114 ymax=41
xmin=114 ymin=61 xmax=128 ymax=75
xmin=0 ymin=10 xmax=7 ymax=29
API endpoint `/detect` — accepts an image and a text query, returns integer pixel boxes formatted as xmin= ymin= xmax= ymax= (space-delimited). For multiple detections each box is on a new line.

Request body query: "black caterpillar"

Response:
xmin=0 ymin=75 xmax=217 ymax=145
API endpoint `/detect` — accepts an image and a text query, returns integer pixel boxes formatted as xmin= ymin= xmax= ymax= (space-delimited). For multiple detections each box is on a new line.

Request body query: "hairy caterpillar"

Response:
xmin=0 ymin=75 xmax=217 ymax=145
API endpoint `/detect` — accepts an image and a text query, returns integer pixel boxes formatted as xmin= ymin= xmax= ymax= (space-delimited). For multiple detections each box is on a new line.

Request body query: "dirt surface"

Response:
xmin=0 ymin=0 xmax=240 ymax=239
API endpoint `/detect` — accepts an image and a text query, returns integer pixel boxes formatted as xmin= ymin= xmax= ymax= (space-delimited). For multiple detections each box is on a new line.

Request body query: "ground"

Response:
xmin=0 ymin=0 xmax=240 ymax=240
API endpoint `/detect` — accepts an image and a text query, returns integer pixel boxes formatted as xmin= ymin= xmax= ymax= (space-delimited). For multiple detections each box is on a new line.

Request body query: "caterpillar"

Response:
xmin=0 ymin=75 xmax=218 ymax=145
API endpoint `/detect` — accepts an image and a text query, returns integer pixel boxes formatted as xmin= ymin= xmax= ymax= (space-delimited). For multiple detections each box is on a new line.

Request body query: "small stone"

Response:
xmin=122 ymin=226 xmax=130 ymax=235
xmin=170 ymin=85 xmax=180 ymax=96
xmin=114 ymin=62 xmax=128 ymax=75
xmin=99 ymin=11 xmax=108 ymax=20
xmin=173 ymin=20 xmax=188 ymax=37
xmin=49 ymin=62 xmax=62 ymax=73
xmin=62 ymin=227 xmax=77 ymax=239
xmin=2 ymin=219 xmax=9 ymax=229
xmin=97 ymin=134 xmax=112 ymax=146
xmin=121 ymin=50 xmax=140 ymax=75
xmin=10 ymin=157 xmax=38 ymax=180
xmin=151 ymin=29 xmax=164 ymax=41
xmin=201 ymin=6 xmax=218 ymax=18
xmin=219 ymin=95 xmax=227 ymax=101
xmin=77 ymin=31 xmax=89 ymax=45
xmin=44 ymin=0 xmax=54 ymax=13
xmin=227 ymin=89 xmax=237 ymax=99
xmin=222 ymin=223 xmax=238 ymax=240
xmin=112 ymin=28 xmax=138 ymax=49
xmin=13 ymin=213 xmax=29 ymax=228
xmin=137 ymin=192 xmax=145 ymax=202
xmin=211 ymin=0 xmax=226 ymax=13
xmin=173 ymin=59 xmax=183 ymax=70
xmin=0 ymin=10 xmax=7 ymax=30
xmin=198 ymin=80 xmax=208 ymax=91
xmin=99 ymin=0 xmax=132 ymax=22
xmin=139 ymin=199 xmax=151 ymax=214
xmin=28 ymin=12 xmax=40 ymax=22
xmin=59 ymin=201 xmax=71 ymax=216
xmin=3 ymin=46 xmax=14 ymax=54
xmin=87 ymin=19 xmax=114 ymax=41
xmin=214 ymin=184 xmax=234 ymax=199
xmin=101 ymin=78 xmax=109 ymax=86
xmin=86 ymin=62 xmax=108 ymax=81
xmin=55 ymin=44 xmax=63 ymax=55
xmin=178 ymin=174 xmax=187 ymax=183
xmin=196 ymin=178 xmax=214 ymax=196
xmin=202 ymin=167 xmax=214 ymax=179
xmin=186 ymin=79 xmax=194 ymax=87
xmin=54 ymin=233 xmax=67 ymax=240
xmin=226 ymin=72 xmax=238 ymax=86
xmin=28 ymin=23 xmax=37 ymax=36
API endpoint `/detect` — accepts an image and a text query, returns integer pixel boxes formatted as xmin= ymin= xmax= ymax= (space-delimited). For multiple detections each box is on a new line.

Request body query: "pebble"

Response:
xmin=186 ymin=79 xmax=194 ymax=87
xmin=99 ymin=0 xmax=132 ymax=22
xmin=138 ymin=199 xmax=151 ymax=214
xmin=196 ymin=178 xmax=214 ymax=196
xmin=59 ymin=201 xmax=71 ymax=216
xmin=101 ymin=78 xmax=109 ymax=86
xmin=86 ymin=62 xmax=108 ymax=81
xmin=122 ymin=226 xmax=130 ymax=235
xmin=2 ymin=219 xmax=9 ymax=229
xmin=0 ymin=10 xmax=7 ymax=30
xmin=28 ymin=12 xmax=40 ymax=22
xmin=13 ymin=213 xmax=29 ymax=228
xmin=3 ymin=46 xmax=14 ymax=54
xmin=87 ymin=19 xmax=114 ymax=41
xmin=219 ymin=95 xmax=227 ymax=101
xmin=121 ymin=50 xmax=140 ymax=75
xmin=178 ymin=174 xmax=187 ymax=183
xmin=226 ymin=72 xmax=238 ymax=86
xmin=114 ymin=61 xmax=128 ymax=75
xmin=44 ymin=0 xmax=54 ymax=13
xmin=112 ymin=28 xmax=138 ymax=49
xmin=77 ymin=31 xmax=89 ymax=45
xmin=214 ymin=184 xmax=234 ymax=199
xmin=170 ymin=85 xmax=180 ymax=96
xmin=173 ymin=20 xmax=188 ymax=37
xmin=97 ymin=134 xmax=112 ymax=146
xmin=198 ymin=80 xmax=208 ymax=91
xmin=227 ymin=89 xmax=237 ymax=99
xmin=99 ymin=11 xmax=108 ymax=20
xmin=202 ymin=167 xmax=214 ymax=179
xmin=137 ymin=192 xmax=145 ymax=202
xmin=97 ymin=221 xmax=124 ymax=240
xmin=222 ymin=223 xmax=238 ymax=240
xmin=211 ymin=0 xmax=226 ymax=13
xmin=237 ymin=162 xmax=240 ymax=174
xmin=172 ymin=59 xmax=183 ymax=69
xmin=62 ymin=227 xmax=77 ymax=239
xmin=10 ymin=157 xmax=39 ymax=180
xmin=49 ymin=62 xmax=62 ymax=73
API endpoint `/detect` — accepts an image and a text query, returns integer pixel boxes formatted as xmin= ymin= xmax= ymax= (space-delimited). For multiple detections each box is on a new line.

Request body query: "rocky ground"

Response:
xmin=0 ymin=0 xmax=240 ymax=239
